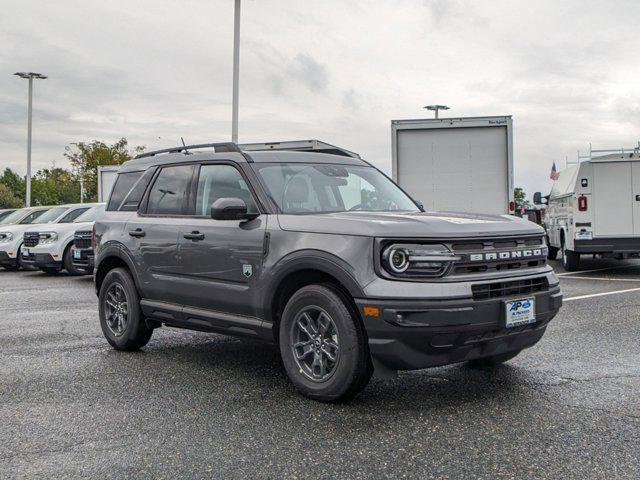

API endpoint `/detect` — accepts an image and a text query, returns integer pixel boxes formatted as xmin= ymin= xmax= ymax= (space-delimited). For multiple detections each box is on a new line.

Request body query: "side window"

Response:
xmin=195 ymin=164 xmax=257 ymax=216
xmin=120 ymin=168 xmax=156 ymax=211
xmin=107 ymin=172 xmax=143 ymax=211
xmin=58 ymin=208 xmax=90 ymax=223
xmin=146 ymin=165 xmax=194 ymax=215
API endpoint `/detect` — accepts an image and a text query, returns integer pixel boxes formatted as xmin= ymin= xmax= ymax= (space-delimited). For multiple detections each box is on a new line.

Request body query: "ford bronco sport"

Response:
xmin=94 ymin=142 xmax=562 ymax=401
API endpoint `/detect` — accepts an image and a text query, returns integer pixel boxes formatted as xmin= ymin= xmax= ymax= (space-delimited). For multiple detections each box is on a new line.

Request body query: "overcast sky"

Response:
xmin=1 ymin=0 xmax=639 ymax=199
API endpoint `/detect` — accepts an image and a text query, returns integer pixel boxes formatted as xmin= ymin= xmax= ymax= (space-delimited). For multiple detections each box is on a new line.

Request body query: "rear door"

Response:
xmin=593 ymin=162 xmax=633 ymax=236
xmin=632 ymin=163 xmax=640 ymax=236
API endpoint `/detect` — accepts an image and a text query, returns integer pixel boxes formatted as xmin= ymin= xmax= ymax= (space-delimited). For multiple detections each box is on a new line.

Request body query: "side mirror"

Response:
xmin=533 ymin=192 xmax=545 ymax=205
xmin=210 ymin=198 xmax=258 ymax=221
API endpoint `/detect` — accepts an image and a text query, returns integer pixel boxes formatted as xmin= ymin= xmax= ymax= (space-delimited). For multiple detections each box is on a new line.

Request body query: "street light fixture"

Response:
xmin=424 ymin=104 xmax=450 ymax=119
xmin=14 ymin=72 xmax=47 ymax=207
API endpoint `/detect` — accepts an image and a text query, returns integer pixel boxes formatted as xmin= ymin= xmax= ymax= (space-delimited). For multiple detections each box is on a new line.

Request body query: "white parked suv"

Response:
xmin=0 ymin=206 xmax=54 ymax=270
xmin=21 ymin=203 xmax=104 ymax=275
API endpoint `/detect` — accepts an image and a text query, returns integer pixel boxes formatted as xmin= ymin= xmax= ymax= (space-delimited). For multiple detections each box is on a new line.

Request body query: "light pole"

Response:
xmin=14 ymin=72 xmax=47 ymax=207
xmin=232 ymin=0 xmax=241 ymax=143
xmin=424 ymin=104 xmax=450 ymax=119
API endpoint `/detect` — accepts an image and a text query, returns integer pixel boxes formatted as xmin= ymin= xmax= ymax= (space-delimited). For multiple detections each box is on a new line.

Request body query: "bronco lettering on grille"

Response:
xmin=469 ymin=249 xmax=543 ymax=262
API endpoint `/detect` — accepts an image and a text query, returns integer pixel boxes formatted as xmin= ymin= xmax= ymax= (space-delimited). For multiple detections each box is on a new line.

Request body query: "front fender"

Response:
xmin=95 ymin=241 xmax=142 ymax=295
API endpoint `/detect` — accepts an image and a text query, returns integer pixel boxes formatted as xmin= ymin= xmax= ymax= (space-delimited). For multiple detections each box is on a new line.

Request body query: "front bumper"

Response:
xmin=0 ymin=250 xmax=17 ymax=268
xmin=71 ymin=247 xmax=94 ymax=273
xmin=356 ymin=284 xmax=562 ymax=373
xmin=21 ymin=251 xmax=61 ymax=269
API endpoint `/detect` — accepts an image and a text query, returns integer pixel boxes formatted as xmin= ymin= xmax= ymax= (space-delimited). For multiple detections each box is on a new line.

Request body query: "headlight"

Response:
xmin=381 ymin=243 xmax=460 ymax=278
xmin=39 ymin=232 xmax=58 ymax=244
xmin=0 ymin=232 xmax=13 ymax=243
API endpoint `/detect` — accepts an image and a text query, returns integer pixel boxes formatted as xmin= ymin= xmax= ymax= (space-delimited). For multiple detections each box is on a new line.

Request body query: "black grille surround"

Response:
xmin=23 ymin=232 xmax=40 ymax=248
xmin=376 ymin=235 xmax=548 ymax=281
xmin=74 ymin=231 xmax=92 ymax=250
xmin=472 ymin=277 xmax=550 ymax=301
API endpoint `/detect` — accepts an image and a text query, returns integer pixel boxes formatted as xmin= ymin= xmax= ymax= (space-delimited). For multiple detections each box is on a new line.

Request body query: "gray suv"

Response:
xmin=94 ymin=142 xmax=562 ymax=401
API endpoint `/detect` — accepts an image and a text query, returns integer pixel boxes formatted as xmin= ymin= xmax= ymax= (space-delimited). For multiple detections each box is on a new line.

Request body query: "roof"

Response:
xmin=589 ymin=152 xmax=640 ymax=163
xmin=118 ymin=149 xmax=367 ymax=173
xmin=239 ymin=139 xmax=361 ymax=158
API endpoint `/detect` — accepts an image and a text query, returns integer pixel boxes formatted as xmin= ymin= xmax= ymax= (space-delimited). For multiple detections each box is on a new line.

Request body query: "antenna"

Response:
xmin=181 ymin=137 xmax=191 ymax=155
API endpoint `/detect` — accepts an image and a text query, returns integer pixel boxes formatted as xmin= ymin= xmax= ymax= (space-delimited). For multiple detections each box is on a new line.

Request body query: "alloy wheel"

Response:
xmin=104 ymin=283 xmax=129 ymax=337
xmin=290 ymin=306 xmax=340 ymax=382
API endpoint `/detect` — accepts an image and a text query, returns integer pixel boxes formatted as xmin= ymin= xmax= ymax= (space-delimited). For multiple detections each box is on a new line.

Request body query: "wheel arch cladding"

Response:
xmin=95 ymin=247 xmax=139 ymax=295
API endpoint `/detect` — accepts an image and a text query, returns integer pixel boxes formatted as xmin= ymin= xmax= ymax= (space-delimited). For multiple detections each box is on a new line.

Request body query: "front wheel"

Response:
xmin=99 ymin=267 xmax=153 ymax=351
xmin=279 ymin=284 xmax=372 ymax=402
xmin=562 ymin=238 xmax=580 ymax=271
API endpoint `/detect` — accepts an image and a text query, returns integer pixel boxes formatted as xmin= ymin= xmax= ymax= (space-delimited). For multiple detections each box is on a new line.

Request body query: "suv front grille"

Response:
xmin=74 ymin=231 xmax=92 ymax=249
xmin=23 ymin=232 xmax=40 ymax=247
xmin=450 ymin=236 xmax=547 ymax=276
xmin=472 ymin=277 xmax=549 ymax=301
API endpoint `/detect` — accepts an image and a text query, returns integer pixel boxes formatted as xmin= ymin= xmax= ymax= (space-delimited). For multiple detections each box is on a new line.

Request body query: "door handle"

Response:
xmin=183 ymin=231 xmax=205 ymax=241
xmin=128 ymin=228 xmax=146 ymax=238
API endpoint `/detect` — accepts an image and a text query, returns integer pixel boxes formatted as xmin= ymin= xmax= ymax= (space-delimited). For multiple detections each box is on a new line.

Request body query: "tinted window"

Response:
xmin=146 ymin=165 xmax=194 ymax=215
xmin=107 ymin=172 xmax=143 ymax=211
xmin=120 ymin=168 xmax=156 ymax=211
xmin=58 ymin=207 xmax=90 ymax=223
xmin=195 ymin=164 xmax=257 ymax=216
xmin=0 ymin=209 xmax=27 ymax=225
xmin=0 ymin=210 xmax=16 ymax=222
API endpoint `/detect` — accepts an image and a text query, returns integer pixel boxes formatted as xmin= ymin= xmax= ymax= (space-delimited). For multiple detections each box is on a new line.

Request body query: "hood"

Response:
xmin=22 ymin=221 xmax=94 ymax=235
xmin=277 ymin=211 xmax=544 ymax=238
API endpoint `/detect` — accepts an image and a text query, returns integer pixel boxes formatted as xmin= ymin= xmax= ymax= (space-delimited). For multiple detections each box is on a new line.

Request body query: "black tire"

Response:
xmin=279 ymin=284 xmax=373 ymax=402
xmin=41 ymin=267 xmax=61 ymax=275
xmin=63 ymin=244 xmax=85 ymax=276
xmin=547 ymin=237 xmax=559 ymax=260
xmin=561 ymin=237 xmax=580 ymax=271
xmin=468 ymin=349 xmax=523 ymax=367
xmin=99 ymin=267 xmax=152 ymax=351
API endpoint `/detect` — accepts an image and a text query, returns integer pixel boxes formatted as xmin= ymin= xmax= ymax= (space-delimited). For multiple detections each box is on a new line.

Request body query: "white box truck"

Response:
xmin=535 ymin=149 xmax=640 ymax=271
xmin=391 ymin=116 xmax=514 ymax=215
xmin=97 ymin=166 xmax=120 ymax=203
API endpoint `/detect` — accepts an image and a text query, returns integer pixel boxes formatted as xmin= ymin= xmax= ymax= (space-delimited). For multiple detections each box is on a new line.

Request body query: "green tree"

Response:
xmin=514 ymin=187 xmax=531 ymax=213
xmin=31 ymin=168 xmax=81 ymax=206
xmin=64 ymin=138 xmax=144 ymax=202
xmin=0 ymin=183 xmax=21 ymax=209
xmin=0 ymin=168 xmax=25 ymax=202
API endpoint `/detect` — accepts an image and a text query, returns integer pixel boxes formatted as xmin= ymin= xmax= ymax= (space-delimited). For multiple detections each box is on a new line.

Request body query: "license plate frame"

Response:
xmin=504 ymin=297 xmax=536 ymax=328
xmin=22 ymin=247 xmax=30 ymax=256
xmin=73 ymin=249 xmax=81 ymax=260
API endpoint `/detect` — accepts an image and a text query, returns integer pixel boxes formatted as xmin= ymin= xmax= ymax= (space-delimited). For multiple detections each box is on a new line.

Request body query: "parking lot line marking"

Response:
xmin=556 ymin=264 xmax=640 ymax=276
xmin=564 ymin=287 xmax=640 ymax=302
xmin=560 ymin=275 xmax=640 ymax=282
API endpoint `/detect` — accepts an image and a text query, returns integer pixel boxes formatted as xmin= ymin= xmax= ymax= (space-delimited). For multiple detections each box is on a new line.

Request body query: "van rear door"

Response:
xmin=632 ymin=163 xmax=640 ymax=235
xmin=593 ymin=162 xmax=633 ymax=236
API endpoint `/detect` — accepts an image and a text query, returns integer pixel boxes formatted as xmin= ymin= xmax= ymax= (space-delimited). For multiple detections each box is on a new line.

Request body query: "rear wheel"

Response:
xmin=561 ymin=237 xmax=580 ymax=271
xmin=99 ymin=267 xmax=152 ymax=350
xmin=63 ymin=245 xmax=85 ymax=276
xmin=279 ymin=284 xmax=372 ymax=402
xmin=468 ymin=349 xmax=523 ymax=367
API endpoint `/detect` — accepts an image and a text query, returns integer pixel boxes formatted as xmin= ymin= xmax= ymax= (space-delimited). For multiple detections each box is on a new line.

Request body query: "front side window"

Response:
xmin=107 ymin=172 xmax=143 ymax=211
xmin=58 ymin=207 xmax=90 ymax=223
xmin=252 ymin=163 xmax=419 ymax=214
xmin=30 ymin=207 xmax=68 ymax=224
xmin=146 ymin=165 xmax=194 ymax=215
xmin=195 ymin=164 xmax=257 ymax=216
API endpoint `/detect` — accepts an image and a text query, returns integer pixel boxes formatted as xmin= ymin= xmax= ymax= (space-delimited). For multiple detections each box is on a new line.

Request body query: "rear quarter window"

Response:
xmin=107 ymin=172 xmax=143 ymax=211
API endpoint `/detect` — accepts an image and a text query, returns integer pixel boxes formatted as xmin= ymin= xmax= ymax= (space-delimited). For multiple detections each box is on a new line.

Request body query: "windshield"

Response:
xmin=0 ymin=208 xmax=28 ymax=225
xmin=31 ymin=206 xmax=69 ymax=224
xmin=252 ymin=163 xmax=419 ymax=214
xmin=18 ymin=209 xmax=49 ymax=224
xmin=74 ymin=205 xmax=105 ymax=223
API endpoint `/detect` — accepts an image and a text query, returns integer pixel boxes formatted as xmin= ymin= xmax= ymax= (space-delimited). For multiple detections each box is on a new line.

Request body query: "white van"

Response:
xmin=535 ymin=152 xmax=640 ymax=271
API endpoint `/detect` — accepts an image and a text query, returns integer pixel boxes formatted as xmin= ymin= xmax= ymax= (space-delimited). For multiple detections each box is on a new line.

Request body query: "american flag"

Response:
xmin=550 ymin=162 xmax=559 ymax=180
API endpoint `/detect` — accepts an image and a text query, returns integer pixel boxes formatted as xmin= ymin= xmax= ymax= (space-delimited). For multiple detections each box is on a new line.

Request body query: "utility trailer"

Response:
xmin=239 ymin=139 xmax=360 ymax=158
xmin=535 ymin=147 xmax=640 ymax=271
xmin=97 ymin=166 xmax=120 ymax=203
xmin=391 ymin=116 xmax=514 ymax=215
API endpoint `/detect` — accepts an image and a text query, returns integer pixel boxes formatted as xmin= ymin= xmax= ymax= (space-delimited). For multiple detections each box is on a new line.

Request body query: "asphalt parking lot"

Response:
xmin=1 ymin=260 xmax=639 ymax=479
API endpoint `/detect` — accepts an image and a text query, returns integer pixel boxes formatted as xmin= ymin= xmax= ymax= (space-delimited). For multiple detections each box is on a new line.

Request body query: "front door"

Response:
xmin=177 ymin=163 xmax=266 ymax=317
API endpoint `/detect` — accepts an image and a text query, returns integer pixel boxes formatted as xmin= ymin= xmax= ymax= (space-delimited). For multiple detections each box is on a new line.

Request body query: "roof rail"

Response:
xmin=135 ymin=142 xmax=242 ymax=159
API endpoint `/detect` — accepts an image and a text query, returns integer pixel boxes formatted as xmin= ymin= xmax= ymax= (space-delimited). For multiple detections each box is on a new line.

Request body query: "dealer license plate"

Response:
xmin=505 ymin=298 xmax=536 ymax=328
xmin=73 ymin=249 xmax=81 ymax=259
xmin=22 ymin=247 xmax=30 ymax=256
